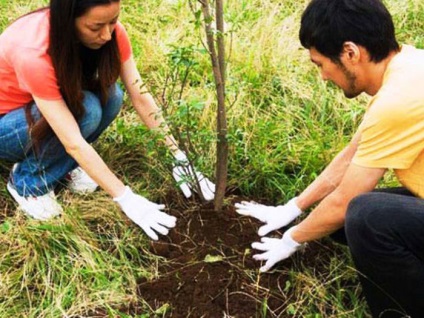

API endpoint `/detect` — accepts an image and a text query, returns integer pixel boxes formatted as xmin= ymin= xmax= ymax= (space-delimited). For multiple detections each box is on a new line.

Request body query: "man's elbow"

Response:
xmin=329 ymin=190 xmax=353 ymax=225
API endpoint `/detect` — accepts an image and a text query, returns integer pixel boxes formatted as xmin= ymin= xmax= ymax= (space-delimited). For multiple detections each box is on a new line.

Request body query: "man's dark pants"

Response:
xmin=331 ymin=188 xmax=424 ymax=318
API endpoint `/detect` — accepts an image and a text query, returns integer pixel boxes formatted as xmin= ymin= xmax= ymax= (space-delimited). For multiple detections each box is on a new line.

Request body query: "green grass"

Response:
xmin=1 ymin=0 xmax=423 ymax=316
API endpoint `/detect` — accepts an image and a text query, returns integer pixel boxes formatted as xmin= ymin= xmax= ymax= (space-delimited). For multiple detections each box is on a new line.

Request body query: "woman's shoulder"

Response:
xmin=115 ymin=21 xmax=129 ymax=39
xmin=1 ymin=9 xmax=50 ymax=52
xmin=115 ymin=21 xmax=132 ymax=62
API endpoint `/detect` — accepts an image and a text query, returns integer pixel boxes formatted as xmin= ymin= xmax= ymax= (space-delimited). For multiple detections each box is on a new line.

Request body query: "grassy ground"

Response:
xmin=0 ymin=0 xmax=423 ymax=317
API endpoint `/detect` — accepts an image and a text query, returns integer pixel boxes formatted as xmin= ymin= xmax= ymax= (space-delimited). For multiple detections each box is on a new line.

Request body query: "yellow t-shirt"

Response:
xmin=353 ymin=45 xmax=424 ymax=197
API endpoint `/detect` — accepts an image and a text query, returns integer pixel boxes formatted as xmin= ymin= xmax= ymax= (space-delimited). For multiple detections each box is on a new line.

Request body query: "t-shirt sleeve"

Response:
xmin=13 ymin=50 xmax=62 ymax=100
xmin=353 ymin=96 xmax=424 ymax=169
xmin=115 ymin=22 xmax=132 ymax=63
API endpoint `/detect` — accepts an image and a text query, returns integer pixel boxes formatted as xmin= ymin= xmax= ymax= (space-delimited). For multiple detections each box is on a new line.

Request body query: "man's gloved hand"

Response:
xmin=172 ymin=150 xmax=215 ymax=201
xmin=252 ymin=226 xmax=303 ymax=272
xmin=113 ymin=186 xmax=177 ymax=240
xmin=235 ymin=198 xmax=302 ymax=236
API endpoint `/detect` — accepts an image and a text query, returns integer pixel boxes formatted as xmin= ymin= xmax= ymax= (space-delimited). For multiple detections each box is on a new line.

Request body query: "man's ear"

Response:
xmin=341 ymin=41 xmax=361 ymax=64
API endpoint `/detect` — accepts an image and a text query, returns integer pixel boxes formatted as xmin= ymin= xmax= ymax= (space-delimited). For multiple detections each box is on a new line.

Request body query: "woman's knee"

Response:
xmin=105 ymin=84 xmax=124 ymax=118
xmin=80 ymin=91 xmax=103 ymax=137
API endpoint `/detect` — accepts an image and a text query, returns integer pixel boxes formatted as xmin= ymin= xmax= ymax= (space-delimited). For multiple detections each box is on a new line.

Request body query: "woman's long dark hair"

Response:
xmin=26 ymin=0 xmax=121 ymax=151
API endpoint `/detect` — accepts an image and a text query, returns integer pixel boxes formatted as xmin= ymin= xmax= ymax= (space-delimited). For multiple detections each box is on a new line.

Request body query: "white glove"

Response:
xmin=172 ymin=150 xmax=215 ymax=201
xmin=252 ymin=226 xmax=303 ymax=272
xmin=113 ymin=186 xmax=177 ymax=240
xmin=235 ymin=197 xmax=302 ymax=236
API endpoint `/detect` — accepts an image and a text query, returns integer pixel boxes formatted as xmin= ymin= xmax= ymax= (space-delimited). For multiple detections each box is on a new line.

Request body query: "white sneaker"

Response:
xmin=67 ymin=167 xmax=98 ymax=193
xmin=7 ymin=182 xmax=62 ymax=220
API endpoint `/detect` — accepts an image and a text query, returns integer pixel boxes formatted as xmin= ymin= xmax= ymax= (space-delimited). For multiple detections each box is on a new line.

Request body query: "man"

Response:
xmin=236 ymin=0 xmax=424 ymax=317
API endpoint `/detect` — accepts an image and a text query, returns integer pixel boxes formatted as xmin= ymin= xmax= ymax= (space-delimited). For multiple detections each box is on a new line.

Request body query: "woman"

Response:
xmin=0 ymin=0 xmax=215 ymax=240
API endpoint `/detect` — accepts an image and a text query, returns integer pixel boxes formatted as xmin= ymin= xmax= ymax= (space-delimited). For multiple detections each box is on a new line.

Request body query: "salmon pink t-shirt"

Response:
xmin=0 ymin=9 xmax=132 ymax=114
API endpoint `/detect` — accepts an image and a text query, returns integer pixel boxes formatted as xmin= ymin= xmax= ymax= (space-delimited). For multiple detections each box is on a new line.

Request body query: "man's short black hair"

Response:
xmin=299 ymin=0 xmax=400 ymax=63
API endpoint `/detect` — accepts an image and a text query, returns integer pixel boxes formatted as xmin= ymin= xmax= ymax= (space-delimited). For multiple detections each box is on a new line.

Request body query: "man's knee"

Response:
xmin=345 ymin=193 xmax=383 ymax=244
xmin=346 ymin=193 xmax=370 ymax=223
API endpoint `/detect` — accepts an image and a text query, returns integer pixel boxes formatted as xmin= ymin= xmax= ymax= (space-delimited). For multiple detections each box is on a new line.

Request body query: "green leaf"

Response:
xmin=155 ymin=303 xmax=171 ymax=315
xmin=204 ymin=254 xmax=223 ymax=263
xmin=0 ymin=221 xmax=11 ymax=233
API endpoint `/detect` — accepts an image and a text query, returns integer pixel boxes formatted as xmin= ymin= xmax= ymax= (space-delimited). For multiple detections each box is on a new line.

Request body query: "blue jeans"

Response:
xmin=0 ymin=84 xmax=123 ymax=196
xmin=331 ymin=188 xmax=424 ymax=318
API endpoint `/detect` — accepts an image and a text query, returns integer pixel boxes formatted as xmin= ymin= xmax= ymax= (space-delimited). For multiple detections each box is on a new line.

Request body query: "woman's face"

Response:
xmin=75 ymin=1 xmax=120 ymax=50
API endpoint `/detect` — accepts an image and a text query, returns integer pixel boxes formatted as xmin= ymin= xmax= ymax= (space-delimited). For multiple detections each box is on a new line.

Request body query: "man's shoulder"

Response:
xmin=375 ymin=45 xmax=424 ymax=111
xmin=386 ymin=45 xmax=424 ymax=79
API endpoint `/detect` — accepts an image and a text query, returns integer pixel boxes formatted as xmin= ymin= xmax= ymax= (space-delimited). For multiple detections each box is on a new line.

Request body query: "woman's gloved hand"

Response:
xmin=114 ymin=186 xmax=177 ymax=240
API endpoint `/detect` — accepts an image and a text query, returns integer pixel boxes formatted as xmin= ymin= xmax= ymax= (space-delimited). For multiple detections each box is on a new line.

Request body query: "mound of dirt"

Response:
xmin=136 ymin=198 xmax=339 ymax=317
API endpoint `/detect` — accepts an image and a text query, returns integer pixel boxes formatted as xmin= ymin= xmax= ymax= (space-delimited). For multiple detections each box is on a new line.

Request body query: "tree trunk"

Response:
xmin=199 ymin=0 xmax=228 ymax=211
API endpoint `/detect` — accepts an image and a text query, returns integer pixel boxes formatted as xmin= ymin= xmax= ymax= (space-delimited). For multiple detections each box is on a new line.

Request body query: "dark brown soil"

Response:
xmin=136 ymin=197 xmax=346 ymax=317
xmin=0 ymin=157 xmax=356 ymax=317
